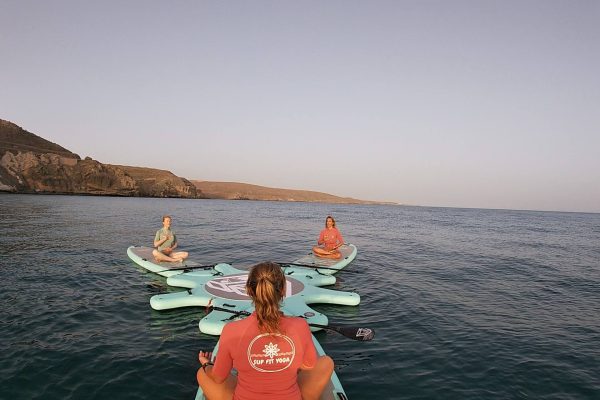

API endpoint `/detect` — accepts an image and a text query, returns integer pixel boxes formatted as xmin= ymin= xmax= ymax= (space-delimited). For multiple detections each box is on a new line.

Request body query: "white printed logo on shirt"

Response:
xmin=247 ymin=333 xmax=296 ymax=373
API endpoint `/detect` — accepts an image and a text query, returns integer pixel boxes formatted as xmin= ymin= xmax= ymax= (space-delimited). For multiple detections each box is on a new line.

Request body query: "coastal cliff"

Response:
xmin=112 ymin=165 xmax=201 ymax=198
xmin=0 ymin=151 xmax=138 ymax=195
xmin=0 ymin=119 xmax=198 ymax=198
xmin=0 ymin=118 xmax=394 ymax=204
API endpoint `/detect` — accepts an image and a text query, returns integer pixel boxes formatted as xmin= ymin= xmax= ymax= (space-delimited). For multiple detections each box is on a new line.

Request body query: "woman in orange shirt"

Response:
xmin=197 ymin=262 xmax=334 ymax=400
xmin=312 ymin=215 xmax=344 ymax=259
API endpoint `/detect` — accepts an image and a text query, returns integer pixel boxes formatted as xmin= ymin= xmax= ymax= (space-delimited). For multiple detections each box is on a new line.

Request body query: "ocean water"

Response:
xmin=1 ymin=193 xmax=599 ymax=399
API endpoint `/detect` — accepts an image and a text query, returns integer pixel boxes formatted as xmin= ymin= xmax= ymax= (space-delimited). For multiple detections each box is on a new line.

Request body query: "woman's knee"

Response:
xmin=318 ymin=355 xmax=334 ymax=374
xmin=196 ymin=368 xmax=207 ymax=386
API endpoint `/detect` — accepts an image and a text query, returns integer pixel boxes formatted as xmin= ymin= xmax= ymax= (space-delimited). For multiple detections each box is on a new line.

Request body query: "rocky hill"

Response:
xmin=0 ymin=119 xmax=80 ymax=159
xmin=192 ymin=181 xmax=391 ymax=204
xmin=0 ymin=119 xmax=197 ymax=197
xmin=113 ymin=165 xmax=201 ymax=198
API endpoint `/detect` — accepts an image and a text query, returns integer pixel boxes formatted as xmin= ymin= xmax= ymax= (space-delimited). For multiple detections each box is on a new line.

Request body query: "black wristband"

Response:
xmin=201 ymin=361 xmax=214 ymax=371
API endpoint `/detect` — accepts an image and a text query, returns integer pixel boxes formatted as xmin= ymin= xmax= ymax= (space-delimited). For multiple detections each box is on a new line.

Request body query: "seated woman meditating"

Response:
xmin=312 ymin=215 xmax=344 ymax=259
xmin=196 ymin=261 xmax=334 ymax=400
xmin=152 ymin=215 xmax=189 ymax=262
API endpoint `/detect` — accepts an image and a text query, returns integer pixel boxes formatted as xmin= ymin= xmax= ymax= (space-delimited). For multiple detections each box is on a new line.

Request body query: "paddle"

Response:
xmin=154 ymin=263 xmax=217 ymax=274
xmin=277 ymin=262 xmax=342 ymax=272
xmin=208 ymin=305 xmax=375 ymax=341
xmin=276 ymin=262 xmax=360 ymax=274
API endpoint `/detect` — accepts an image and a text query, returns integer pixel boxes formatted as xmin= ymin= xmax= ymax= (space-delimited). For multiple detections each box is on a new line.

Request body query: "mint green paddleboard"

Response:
xmin=284 ymin=244 xmax=357 ymax=275
xmin=127 ymin=246 xmax=217 ymax=278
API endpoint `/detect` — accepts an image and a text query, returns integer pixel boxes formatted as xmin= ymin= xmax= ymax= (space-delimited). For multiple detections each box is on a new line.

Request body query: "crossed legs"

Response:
xmin=196 ymin=355 xmax=333 ymax=400
xmin=152 ymin=249 xmax=189 ymax=262
xmin=312 ymin=246 xmax=342 ymax=259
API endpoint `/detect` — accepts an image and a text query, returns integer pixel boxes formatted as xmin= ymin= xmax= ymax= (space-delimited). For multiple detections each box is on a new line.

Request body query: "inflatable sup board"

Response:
xmin=284 ymin=244 xmax=357 ymax=275
xmin=127 ymin=246 xmax=217 ymax=278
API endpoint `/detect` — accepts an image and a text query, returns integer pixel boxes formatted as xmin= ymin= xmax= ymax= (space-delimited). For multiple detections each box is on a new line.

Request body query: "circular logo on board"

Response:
xmin=247 ymin=333 xmax=296 ymax=372
xmin=204 ymin=274 xmax=305 ymax=300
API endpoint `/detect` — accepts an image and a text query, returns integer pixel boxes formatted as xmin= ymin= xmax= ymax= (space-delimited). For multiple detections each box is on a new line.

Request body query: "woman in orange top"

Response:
xmin=312 ymin=215 xmax=344 ymax=259
xmin=197 ymin=262 xmax=334 ymax=400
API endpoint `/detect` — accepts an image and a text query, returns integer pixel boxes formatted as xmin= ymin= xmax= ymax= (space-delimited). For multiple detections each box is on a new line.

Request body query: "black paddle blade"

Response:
xmin=310 ymin=323 xmax=375 ymax=341
xmin=335 ymin=326 xmax=375 ymax=341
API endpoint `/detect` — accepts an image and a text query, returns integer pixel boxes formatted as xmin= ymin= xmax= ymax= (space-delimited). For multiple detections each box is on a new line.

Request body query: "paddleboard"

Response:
xmin=148 ymin=263 xmax=360 ymax=335
xmin=195 ymin=334 xmax=348 ymax=400
xmin=127 ymin=246 xmax=217 ymax=278
xmin=285 ymin=243 xmax=358 ymax=275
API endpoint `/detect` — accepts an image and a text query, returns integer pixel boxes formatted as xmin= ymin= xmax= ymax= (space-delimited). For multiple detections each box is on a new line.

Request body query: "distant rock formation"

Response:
xmin=191 ymin=180 xmax=393 ymax=205
xmin=1 ymin=151 xmax=138 ymax=195
xmin=0 ymin=119 xmax=198 ymax=198
xmin=113 ymin=165 xmax=201 ymax=198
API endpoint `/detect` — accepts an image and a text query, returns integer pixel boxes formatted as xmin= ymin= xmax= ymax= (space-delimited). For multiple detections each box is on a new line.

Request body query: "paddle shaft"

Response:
xmin=154 ymin=264 xmax=217 ymax=273
xmin=209 ymin=306 xmax=374 ymax=341
xmin=276 ymin=262 xmax=342 ymax=272
xmin=276 ymin=262 xmax=361 ymax=274
xmin=155 ymin=262 xmax=347 ymax=274
xmin=154 ymin=261 xmax=355 ymax=275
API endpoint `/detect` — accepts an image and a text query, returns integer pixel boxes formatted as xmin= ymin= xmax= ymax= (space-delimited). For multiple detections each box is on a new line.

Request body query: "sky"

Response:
xmin=1 ymin=1 xmax=599 ymax=213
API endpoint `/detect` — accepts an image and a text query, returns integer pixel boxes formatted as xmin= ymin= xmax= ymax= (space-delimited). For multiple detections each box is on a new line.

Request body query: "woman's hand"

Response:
xmin=199 ymin=350 xmax=213 ymax=365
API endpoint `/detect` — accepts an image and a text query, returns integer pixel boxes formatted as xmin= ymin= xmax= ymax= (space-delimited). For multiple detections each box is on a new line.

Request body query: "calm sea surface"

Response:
xmin=1 ymin=194 xmax=599 ymax=399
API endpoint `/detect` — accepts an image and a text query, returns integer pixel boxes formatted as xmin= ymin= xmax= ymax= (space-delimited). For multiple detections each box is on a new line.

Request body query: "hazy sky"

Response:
xmin=1 ymin=1 xmax=599 ymax=212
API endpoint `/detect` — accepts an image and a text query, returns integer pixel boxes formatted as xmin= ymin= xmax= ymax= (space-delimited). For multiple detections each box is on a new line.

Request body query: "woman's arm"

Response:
xmin=317 ymin=229 xmax=325 ymax=245
xmin=336 ymin=229 xmax=344 ymax=247
xmin=298 ymin=320 xmax=318 ymax=370
xmin=200 ymin=325 xmax=234 ymax=384
xmin=199 ymin=352 xmax=226 ymax=384
xmin=153 ymin=231 xmax=168 ymax=248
